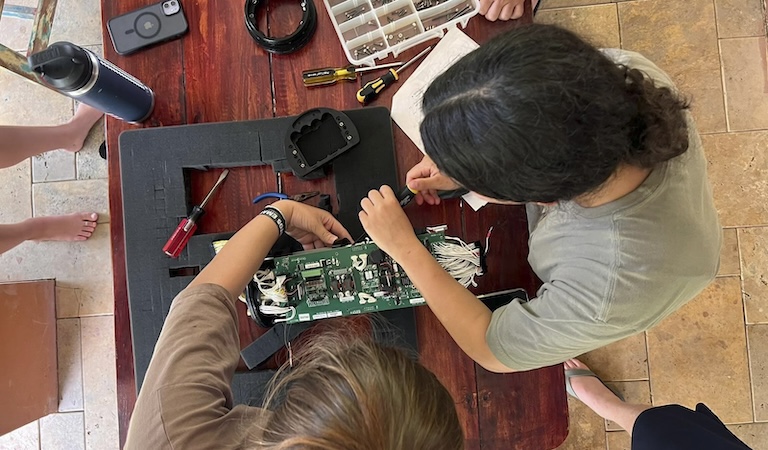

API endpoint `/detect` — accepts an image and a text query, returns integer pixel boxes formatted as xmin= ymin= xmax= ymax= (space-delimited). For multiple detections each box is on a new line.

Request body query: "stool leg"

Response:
xmin=28 ymin=0 xmax=57 ymax=55
xmin=0 ymin=43 xmax=59 ymax=94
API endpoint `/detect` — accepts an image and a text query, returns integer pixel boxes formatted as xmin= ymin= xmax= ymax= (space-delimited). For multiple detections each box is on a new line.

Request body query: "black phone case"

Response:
xmin=107 ymin=1 xmax=188 ymax=55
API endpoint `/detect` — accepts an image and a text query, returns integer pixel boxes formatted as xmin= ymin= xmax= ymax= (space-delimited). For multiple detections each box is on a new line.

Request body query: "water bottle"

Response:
xmin=28 ymin=41 xmax=155 ymax=123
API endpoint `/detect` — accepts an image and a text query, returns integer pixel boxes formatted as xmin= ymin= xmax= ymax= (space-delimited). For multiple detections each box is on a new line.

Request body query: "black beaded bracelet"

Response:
xmin=260 ymin=206 xmax=286 ymax=236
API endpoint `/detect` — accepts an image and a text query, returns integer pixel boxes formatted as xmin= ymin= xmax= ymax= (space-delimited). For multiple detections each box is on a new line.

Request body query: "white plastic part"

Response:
xmin=324 ymin=0 xmax=480 ymax=66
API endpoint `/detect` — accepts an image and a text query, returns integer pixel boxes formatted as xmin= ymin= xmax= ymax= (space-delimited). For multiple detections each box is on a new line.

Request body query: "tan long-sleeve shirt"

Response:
xmin=125 ymin=283 xmax=269 ymax=449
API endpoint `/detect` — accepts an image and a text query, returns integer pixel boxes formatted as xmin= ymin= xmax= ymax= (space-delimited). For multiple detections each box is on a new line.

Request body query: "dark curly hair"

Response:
xmin=419 ymin=24 xmax=690 ymax=203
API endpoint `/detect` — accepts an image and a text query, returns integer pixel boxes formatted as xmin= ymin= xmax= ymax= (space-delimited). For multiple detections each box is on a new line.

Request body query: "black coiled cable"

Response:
xmin=244 ymin=0 xmax=318 ymax=54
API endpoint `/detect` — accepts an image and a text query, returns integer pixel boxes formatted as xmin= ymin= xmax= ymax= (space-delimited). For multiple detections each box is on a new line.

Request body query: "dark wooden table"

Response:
xmin=101 ymin=1 xmax=568 ymax=448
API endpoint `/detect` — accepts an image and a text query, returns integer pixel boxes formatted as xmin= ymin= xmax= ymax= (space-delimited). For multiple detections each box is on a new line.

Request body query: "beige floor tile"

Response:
xmin=579 ymin=332 xmax=648 ymax=381
xmin=39 ymin=412 xmax=84 ymax=450
xmin=0 ymin=16 xmax=32 ymax=52
xmin=604 ymin=381 xmax=650 ymax=431
xmin=555 ymin=397 xmax=607 ymax=449
xmin=0 ymin=70 xmax=72 ymax=126
xmin=536 ymin=4 xmax=620 ymax=48
xmin=715 ymin=0 xmax=765 ymax=38
xmin=703 ymin=131 xmax=768 ymax=227
xmin=619 ymin=0 xmax=726 ymax=133
xmin=48 ymin=0 xmax=103 ymax=47
xmin=739 ymin=227 xmax=768 ymax=324
xmin=75 ymin=102 xmax=107 ymax=181
xmin=0 ymin=420 xmax=39 ymax=449
xmin=720 ymin=37 xmax=768 ymax=132
xmin=647 ymin=277 xmax=752 ymax=423
xmin=32 ymin=179 xmax=109 ymax=223
xmin=0 ymin=225 xmax=114 ymax=315
xmin=0 ymin=159 xmax=32 ymax=224
xmin=728 ymin=422 xmax=768 ymax=449
xmin=57 ymin=318 xmax=83 ymax=412
xmin=605 ymin=431 xmax=631 ymax=450
xmin=32 ymin=150 xmax=76 ymax=183
xmin=81 ymin=315 xmax=118 ymax=450
xmin=55 ymin=283 xmax=114 ymax=318
xmin=719 ymin=228 xmax=740 ymax=276
xmin=748 ymin=324 xmax=768 ymax=420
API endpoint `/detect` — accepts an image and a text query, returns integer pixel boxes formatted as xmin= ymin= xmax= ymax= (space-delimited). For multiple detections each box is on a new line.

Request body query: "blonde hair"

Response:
xmin=253 ymin=320 xmax=464 ymax=450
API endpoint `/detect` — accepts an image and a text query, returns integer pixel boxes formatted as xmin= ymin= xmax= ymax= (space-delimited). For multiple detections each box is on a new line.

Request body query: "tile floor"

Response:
xmin=1 ymin=0 xmax=767 ymax=449
xmin=0 ymin=0 xmax=116 ymax=449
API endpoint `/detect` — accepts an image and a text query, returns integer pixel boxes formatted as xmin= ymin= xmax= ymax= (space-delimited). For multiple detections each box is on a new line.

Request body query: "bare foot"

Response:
xmin=27 ymin=213 xmax=99 ymax=242
xmin=62 ymin=104 xmax=104 ymax=153
xmin=564 ymin=358 xmax=621 ymax=409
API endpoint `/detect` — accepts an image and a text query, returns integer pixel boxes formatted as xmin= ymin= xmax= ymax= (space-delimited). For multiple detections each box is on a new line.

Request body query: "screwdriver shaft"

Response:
xmin=200 ymin=169 xmax=229 ymax=209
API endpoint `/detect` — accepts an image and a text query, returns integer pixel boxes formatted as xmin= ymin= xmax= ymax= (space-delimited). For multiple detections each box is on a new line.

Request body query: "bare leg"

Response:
xmin=0 ymin=104 xmax=104 ymax=169
xmin=565 ymin=359 xmax=651 ymax=436
xmin=0 ymin=212 xmax=99 ymax=254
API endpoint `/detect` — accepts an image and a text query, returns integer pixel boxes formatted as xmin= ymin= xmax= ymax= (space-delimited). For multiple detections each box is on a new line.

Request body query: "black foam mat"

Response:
xmin=119 ymin=107 xmax=417 ymax=403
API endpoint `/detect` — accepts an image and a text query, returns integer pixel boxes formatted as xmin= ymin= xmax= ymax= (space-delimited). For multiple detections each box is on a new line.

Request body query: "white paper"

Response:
xmin=391 ymin=28 xmax=487 ymax=211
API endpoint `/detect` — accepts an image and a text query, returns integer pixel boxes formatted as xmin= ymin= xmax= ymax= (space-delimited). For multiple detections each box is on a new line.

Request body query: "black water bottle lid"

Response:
xmin=28 ymin=42 xmax=92 ymax=92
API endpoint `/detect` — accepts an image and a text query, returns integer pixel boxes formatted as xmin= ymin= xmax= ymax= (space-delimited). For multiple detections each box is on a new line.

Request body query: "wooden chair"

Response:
xmin=0 ymin=0 xmax=59 ymax=91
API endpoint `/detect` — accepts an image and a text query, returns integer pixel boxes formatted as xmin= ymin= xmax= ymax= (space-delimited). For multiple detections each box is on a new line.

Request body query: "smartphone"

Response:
xmin=107 ymin=0 xmax=189 ymax=55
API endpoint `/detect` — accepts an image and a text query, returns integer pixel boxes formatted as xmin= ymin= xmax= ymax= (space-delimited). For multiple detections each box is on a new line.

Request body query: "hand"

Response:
xmin=273 ymin=200 xmax=353 ymax=250
xmin=359 ymin=186 xmax=422 ymax=260
xmin=479 ymin=0 xmax=526 ymax=21
xmin=406 ymin=155 xmax=461 ymax=206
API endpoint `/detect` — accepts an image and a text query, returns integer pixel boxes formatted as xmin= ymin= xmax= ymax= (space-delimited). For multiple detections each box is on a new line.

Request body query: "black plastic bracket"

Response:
xmin=286 ymin=108 xmax=360 ymax=178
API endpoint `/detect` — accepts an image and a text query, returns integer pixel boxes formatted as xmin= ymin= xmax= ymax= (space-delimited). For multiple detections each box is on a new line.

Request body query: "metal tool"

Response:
xmin=302 ymin=62 xmax=403 ymax=87
xmin=356 ymin=46 xmax=432 ymax=104
xmin=252 ymin=191 xmax=321 ymax=204
xmin=163 ymin=169 xmax=229 ymax=258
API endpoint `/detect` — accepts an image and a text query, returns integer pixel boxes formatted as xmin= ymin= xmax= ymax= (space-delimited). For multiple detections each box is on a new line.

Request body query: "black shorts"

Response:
xmin=632 ymin=403 xmax=752 ymax=450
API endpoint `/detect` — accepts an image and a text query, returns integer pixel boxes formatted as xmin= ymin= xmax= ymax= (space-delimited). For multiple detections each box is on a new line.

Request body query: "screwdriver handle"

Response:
xmin=163 ymin=206 xmax=205 ymax=258
xmin=397 ymin=185 xmax=419 ymax=207
xmin=303 ymin=67 xmax=356 ymax=87
xmin=356 ymin=69 xmax=399 ymax=104
xmin=163 ymin=218 xmax=198 ymax=258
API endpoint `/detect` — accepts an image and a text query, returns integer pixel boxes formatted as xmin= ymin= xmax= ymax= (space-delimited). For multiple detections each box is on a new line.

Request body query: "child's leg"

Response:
xmin=0 ymin=213 xmax=99 ymax=254
xmin=0 ymin=104 xmax=103 ymax=169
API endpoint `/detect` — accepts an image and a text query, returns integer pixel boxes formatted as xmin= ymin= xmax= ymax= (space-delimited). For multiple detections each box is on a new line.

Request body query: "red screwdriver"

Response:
xmin=163 ymin=169 xmax=229 ymax=258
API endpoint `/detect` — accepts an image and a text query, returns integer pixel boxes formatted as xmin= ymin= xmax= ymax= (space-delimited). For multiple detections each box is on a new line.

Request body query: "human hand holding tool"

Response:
xmin=406 ymin=155 xmax=462 ymax=205
xmin=359 ymin=185 xmax=420 ymax=260
xmin=356 ymin=46 xmax=432 ymax=104
xmin=302 ymin=62 xmax=402 ymax=87
xmin=163 ymin=169 xmax=229 ymax=258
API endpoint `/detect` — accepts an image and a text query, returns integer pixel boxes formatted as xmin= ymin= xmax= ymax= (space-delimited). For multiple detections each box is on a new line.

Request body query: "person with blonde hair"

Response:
xmin=125 ymin=200 xmax=464 ymax=450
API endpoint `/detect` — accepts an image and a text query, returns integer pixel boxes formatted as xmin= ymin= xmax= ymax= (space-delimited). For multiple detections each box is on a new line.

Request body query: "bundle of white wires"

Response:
xmin=431 ymin=236 xmax=483 ymax=288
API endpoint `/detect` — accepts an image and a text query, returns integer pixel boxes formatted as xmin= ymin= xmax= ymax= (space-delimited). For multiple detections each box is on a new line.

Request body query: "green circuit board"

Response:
xmin=268 ymin=229 xmax=447 ymax=324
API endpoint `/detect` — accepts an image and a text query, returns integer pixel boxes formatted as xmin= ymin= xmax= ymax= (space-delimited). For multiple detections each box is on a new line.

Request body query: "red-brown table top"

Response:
xmin=100 ymin=0 xmax=567 ymax=447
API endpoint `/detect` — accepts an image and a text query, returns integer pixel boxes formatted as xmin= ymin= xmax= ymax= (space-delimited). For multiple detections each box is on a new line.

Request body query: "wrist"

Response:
xmin=259 ymin=206 xmax=286 ymax=236
xmin=271 ymin=200 xmax=294 ymax=223
xmin=388 ymin=235 xmax=429 ymax=264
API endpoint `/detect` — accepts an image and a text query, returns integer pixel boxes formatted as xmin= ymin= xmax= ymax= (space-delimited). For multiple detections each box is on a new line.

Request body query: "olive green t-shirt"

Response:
xmin=125 ymin=284 xmax=268 ymax=449
xmin=486 ymin=50 xmax=722 ymax=371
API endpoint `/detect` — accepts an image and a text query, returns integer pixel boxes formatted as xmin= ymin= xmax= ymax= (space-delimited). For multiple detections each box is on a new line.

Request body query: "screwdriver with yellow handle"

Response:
xmin=302 ymin=62 xmax=403 ymax=87
xmin=356 ymin=46 xmax=432 ymax=104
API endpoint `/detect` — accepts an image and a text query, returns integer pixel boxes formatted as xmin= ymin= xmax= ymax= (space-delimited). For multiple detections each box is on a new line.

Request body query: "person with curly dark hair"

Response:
xmin=360 ymin=24 xmax=721 ymax=374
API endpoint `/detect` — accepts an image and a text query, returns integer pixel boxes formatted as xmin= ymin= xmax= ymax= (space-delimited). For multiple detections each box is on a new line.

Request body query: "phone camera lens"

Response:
xmin=171 ymin=1 xmax=176 ymax=5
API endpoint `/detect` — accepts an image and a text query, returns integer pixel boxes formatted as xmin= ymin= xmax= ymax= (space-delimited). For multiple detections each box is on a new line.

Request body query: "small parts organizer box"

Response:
xmin=324 ymin=0 xmax=480 ymax=65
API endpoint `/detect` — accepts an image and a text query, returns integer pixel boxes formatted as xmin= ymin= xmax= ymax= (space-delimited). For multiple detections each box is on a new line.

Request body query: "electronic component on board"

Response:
xmin=228 ymin=226 xmax=484 ymax=325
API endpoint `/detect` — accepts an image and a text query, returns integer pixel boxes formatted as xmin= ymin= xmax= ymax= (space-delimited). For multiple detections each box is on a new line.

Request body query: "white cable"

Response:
xmin=432 ymin=236 xmax=483 ymax=288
